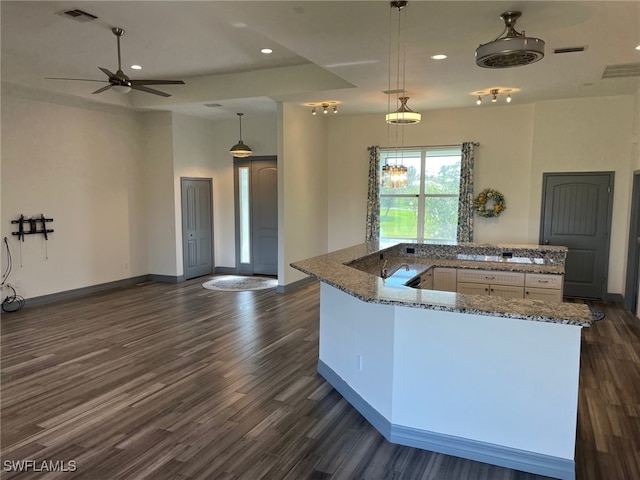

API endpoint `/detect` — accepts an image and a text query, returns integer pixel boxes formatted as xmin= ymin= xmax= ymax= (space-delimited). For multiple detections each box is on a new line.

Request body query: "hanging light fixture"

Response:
xmin=386 ymin=1 xmax=420 ymax=125
xmin=381 ymin=0 xmax=414 ymax=189
xmin=229 ymin=112 xmax=252 ymax=158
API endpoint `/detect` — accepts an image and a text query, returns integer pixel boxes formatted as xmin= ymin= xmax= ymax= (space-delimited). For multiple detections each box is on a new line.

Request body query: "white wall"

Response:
xmin=1 ymin=84 xmax=148 ymax=297
xmin=146 ymin=111 xmax=279 ymax=275
xmin=142 ymin=111 xmax=178 ymax=277
xmin=279 ymin=103 xmax=329 ymax=285
xmin=327 ymin=95 xmax=636 ymax=295
xmin=327 ymin=104 xmax=536 ymax=250
xmin=530 ymin=96 xmax=635 ymax=294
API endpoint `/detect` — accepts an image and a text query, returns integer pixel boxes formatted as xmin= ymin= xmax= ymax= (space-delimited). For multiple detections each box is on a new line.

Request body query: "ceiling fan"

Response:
xmin=46 ymin=27 xmax=185 ymax=97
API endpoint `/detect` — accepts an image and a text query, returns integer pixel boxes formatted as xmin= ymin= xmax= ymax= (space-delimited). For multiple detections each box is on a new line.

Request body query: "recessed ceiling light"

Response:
xmin=431 ymin=54 xmax=447 ymax=60
xmin=130 ymin=64 xmax=142 ymax=70
xmin=261 ymin=48 xmax=273 ymax=54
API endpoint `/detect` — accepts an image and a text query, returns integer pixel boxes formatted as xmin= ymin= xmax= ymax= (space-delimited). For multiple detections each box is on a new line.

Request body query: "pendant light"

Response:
xmin=230 ymin=112 xmax=252 ymax=158
xmin=381 ymin=0 xmax=413 ymax=190
xmin=386 ymin=1 xmax=420 ymax=125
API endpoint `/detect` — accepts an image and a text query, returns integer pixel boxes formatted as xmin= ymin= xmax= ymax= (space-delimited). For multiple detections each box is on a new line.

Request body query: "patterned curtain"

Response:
xmin=457 ymin=142 xmax=476 ymax=243
xmin=365 ymin=146 xmax=381 ymax=242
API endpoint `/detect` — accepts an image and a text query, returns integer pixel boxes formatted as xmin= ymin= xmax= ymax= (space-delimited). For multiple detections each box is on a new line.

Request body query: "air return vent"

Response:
xmin=602 ymin=62 xmax=640 ymax=79
xmin=553 ymin=46 xmax=586 ymax=54
xmin=56 ymin=9 xmax=98 ymax=22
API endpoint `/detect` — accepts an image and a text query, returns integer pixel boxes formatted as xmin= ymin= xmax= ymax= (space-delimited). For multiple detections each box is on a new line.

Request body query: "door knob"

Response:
xmin=544 ymin=239 xmax=550 ymax=245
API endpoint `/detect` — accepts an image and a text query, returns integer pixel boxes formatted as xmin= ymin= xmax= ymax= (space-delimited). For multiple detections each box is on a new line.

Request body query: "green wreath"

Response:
xmin=473 ymin=188 xmax=506 ymax=218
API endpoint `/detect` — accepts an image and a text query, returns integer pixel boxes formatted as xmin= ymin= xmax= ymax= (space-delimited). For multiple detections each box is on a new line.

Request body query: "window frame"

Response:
xmin=379 ymin=146 xmax=461 ymax=246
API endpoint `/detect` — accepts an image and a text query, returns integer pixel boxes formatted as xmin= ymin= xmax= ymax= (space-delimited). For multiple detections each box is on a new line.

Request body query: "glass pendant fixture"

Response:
xmin=230 ymin=112 xmax=252 ymax=158
xmin=381 ymin=163 xmax=408 ymax=188
xmin=381 ymin=0 xmax=413 ymax=189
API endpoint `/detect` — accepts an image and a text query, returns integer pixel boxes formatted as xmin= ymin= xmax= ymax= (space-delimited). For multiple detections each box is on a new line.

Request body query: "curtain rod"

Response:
xmin=381 ymin=142 xmax=480 ymax=149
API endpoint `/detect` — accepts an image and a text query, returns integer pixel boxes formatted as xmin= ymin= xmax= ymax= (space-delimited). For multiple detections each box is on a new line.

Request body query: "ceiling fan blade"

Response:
xmin=98 ymin=67 xmax=116 ymax=79
xmin=92 ymin=85 xmax=113 ymax=94
xmin=130 ymin=79 xmax=185 ymax=86
xmin=131 ymin=85 xmax=171 ymax=97
xmin=45 ymin=77 xmax=109 ymax=83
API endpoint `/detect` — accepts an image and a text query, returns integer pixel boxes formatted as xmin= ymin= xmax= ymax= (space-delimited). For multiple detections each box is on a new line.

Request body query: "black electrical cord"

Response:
xmin=1 ymin=236 xmax=24 ymax=312
xmin=2 ymin=284 xmax=24 ymax=312
xmin=1 ymin=236 xmax=12 ymax=284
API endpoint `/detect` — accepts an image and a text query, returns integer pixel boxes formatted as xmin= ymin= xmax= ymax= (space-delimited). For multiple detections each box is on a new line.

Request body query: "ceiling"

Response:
xmin=2 ymin=1 xmax=639 ymax=120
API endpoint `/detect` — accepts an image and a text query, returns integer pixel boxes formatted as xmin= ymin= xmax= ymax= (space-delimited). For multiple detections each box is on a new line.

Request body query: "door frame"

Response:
xmin=624 ymin=170 xmax=640 ymax=312
xmin=180 ymin=177 xmax=214 ymax=280
xmin=539 ymin=171 xmax=615 ymax=300
xmin=233 ymin=156 xmax=277 ymax=275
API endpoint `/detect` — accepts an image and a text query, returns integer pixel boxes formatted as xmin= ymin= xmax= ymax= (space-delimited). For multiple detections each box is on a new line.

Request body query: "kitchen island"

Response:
xmin=291 ymin=242 xmax=592 ymax=480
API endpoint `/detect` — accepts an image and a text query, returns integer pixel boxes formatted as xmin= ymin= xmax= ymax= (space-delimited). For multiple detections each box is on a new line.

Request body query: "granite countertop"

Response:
xmin=291 ymin=243 xmax=593 ymax=327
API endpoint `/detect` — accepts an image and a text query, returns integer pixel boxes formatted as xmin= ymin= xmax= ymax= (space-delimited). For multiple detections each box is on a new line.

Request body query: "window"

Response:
xmin=379 ymin=146 xmax=462 ymax=247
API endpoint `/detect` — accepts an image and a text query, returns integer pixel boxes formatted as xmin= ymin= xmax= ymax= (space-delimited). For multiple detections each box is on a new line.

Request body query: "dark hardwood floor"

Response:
xmin=1 ymin=278 xmax=639 ymax=479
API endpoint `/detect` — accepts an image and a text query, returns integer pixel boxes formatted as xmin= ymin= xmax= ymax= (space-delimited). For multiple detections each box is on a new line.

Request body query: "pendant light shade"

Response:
xmin=230 ymin=112 xmax=252 ymax=158
xmin=386 ymin=96 xmax=421 ymax=125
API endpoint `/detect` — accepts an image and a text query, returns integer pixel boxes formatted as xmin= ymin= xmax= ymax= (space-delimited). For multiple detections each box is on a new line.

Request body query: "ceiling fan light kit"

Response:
xmin=476 ymin=11 xmax=545 ymax=68
xmin=230 ymin=113 xmax=253 ymax=158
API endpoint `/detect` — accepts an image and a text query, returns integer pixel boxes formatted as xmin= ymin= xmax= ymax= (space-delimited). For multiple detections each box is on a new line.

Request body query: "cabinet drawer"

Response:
xmin=525 ymin=273 xmax=563 ymax=289
xmin=525 ymin=287 xmax=563 ymax=303
xmin=457 ymin=269 xmax=524 ymax=286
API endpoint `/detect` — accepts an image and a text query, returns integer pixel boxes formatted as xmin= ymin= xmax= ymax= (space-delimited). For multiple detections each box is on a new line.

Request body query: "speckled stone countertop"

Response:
xmin=291 ymin=242 xmax=592 ymax=327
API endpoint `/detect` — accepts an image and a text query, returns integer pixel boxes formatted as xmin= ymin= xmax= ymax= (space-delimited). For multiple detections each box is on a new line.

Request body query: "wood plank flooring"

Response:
xmin=1 ymin=279 xmax=639 ymax=479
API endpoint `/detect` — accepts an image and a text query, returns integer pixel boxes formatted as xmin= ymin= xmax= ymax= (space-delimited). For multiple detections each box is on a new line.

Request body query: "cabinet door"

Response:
xmin=420 ymin=269 xmax=434 ymax=289
xmin=490 ymin=285 xmax=525 ymax=299
xmin=433 ymin=268 xmax=457 ymax=292
xmin=525 ymin=287 xmax=563 ymax=303
xmin=457 ymin=282 xmax=490 ymax=296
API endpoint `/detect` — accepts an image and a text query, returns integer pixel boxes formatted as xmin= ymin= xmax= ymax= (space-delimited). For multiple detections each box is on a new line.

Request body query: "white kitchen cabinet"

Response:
xmin=457 ymin=270 xmax=525 ymax=299
xmin=433 ymin=267 xmax=457 ymax=292
xmin=524 ymin=273 xmax=563 ymax=302
xmin=419 ymin=268 xmax=434 ymax=289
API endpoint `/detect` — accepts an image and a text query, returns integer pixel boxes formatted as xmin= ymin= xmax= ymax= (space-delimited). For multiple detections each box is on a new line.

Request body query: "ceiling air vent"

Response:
xmin=56 ymin=9 xmax=98 ymax=22
xmin=553 ymin=46 xmax=586 ymax=54
xmin=602 ymin=62 xmax=640 ymax=79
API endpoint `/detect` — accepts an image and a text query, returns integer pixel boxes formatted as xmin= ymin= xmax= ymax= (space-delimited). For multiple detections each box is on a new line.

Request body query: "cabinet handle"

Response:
xmin=485 ymin=288 xmax=489 ymax=292
xmin=538 ymin=280 xmax=549 ymax=284
xmin=490 ymin=288 xmax=494 ymax=292
xmin=485 ymin=276 xmax=495 ymax=280
xmin=525 ymin=291 xmax=529 ymax=295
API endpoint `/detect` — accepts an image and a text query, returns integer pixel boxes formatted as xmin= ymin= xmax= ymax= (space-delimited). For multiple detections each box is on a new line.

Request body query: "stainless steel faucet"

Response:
xmin=399 ymin=263 xmax=410 ymax=271
xmin=381 ymin=260 xmax=388 ymax=279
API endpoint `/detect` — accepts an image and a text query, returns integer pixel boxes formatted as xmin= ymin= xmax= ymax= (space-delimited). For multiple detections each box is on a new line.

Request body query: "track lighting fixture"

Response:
xmin=474 ymin=88 xmax=515 ymax=106
xmin=304 ymin=101 xmax=340 ymax=116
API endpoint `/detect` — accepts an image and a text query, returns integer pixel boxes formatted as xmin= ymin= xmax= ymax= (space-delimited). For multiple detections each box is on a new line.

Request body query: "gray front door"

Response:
xmin=181 ymin=178 xmax=213 ymax=280
xmin=234 ymin=157 xmax=278 ymax=276
xmin=540 ymin=172 xmax=614 ymax=299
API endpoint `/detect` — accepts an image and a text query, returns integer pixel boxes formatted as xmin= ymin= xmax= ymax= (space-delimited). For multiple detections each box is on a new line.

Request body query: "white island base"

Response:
xmin=318 ymin=283 xmax=581 ymax=480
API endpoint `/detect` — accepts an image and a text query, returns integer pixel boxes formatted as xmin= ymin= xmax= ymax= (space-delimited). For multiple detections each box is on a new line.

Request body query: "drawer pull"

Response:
xmin=538 ymin=280 xmax=549 ymax=284
xmin=485 ymin=276 xmax=495 ymax=280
